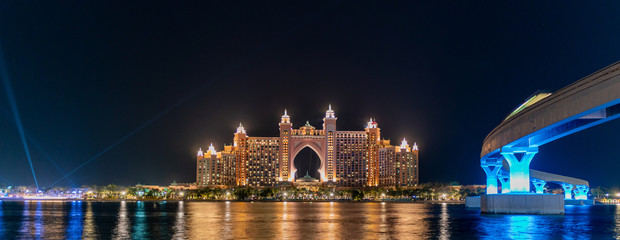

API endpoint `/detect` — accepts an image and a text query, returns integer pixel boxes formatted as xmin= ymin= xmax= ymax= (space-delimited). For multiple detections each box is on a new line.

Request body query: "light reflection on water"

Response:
xmin=112 ymin=201 xmax=130 ymax=239
xmin=439 ymin=203 xmax=449 ymax=240
xmin=0 ymin=201 xmax=620 ymax=239
xmin=132 ymin=201 xmax=147 ymax=239
xmin=0 ymin=201 xmax=3 ymax=239
xmin=66 ymin=201 xmax=83 ymax=239
xmin=82 ymin=202 xmax=97 ymax=238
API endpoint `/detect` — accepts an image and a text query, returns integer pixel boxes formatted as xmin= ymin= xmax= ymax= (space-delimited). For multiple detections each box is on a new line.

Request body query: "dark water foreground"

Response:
xmin=0 ymin=200 xmax=619 ymax=239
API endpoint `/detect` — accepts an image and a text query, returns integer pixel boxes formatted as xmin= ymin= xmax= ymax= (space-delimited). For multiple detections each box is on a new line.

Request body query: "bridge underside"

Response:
xmin=479 ymin=62 xmax=620 ymax=214
xmin=509 ymin=100 xmax=620 ymax=149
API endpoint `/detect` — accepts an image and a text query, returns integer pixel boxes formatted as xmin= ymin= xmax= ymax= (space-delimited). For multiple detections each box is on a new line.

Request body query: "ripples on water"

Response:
xmin=0 ymin=200 xmax=619 ymax=239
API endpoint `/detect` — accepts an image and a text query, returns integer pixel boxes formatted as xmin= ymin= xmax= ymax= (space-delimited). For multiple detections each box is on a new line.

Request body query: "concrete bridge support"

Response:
xmin=574 ymin=185 xmax=589 ymax=200
xmin=500 ymin=147 xmax=538 ymax=193
xmin=532 ymin=179 xmax=546 ymax=194
xmin=561 ymin=183 xmax=574 ymax=199
xmin=499 ymin=174 xmax=510 ymax=193
xmin=481 ymin=158 xmax=502 ymax=194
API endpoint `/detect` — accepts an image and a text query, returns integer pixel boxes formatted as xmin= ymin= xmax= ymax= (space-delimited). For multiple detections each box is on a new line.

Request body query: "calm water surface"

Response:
xmin=0 ymin=200 xmax=619 ymax=239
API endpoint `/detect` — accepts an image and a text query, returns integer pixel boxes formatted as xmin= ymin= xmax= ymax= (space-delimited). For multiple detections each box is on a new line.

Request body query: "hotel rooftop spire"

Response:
xmin=325 ymin=104 xmax=336 ymax=118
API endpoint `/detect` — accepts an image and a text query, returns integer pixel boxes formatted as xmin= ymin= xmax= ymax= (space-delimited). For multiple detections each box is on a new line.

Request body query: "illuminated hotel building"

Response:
xmin=196 ymin=106 xmax=419 ymax=188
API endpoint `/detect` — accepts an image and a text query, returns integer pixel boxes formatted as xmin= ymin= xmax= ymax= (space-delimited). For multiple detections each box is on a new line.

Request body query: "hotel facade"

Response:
xmin=196 ymin=106 xmax=419 ymax=188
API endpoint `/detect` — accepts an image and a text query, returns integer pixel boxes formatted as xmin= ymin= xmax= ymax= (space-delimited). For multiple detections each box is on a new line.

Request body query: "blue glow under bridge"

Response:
xmin=481 ymin=61 xmax=620 ymax=200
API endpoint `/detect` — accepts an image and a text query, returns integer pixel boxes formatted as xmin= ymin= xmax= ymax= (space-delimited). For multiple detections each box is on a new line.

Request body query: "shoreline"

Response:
xmin=0 ymin=198 xmax=465 ymax=204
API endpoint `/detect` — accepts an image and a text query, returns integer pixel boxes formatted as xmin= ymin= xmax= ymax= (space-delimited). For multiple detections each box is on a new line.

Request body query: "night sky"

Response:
xmin=1 ymin=1 xmax=619 ymax=188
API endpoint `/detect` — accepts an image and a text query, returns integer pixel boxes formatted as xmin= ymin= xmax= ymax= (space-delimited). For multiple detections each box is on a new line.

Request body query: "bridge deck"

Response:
xmin=530 ymin=169 xmax=589 ymax=186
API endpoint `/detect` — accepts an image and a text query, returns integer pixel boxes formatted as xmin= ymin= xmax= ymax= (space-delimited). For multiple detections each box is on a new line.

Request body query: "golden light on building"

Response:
xmin=196 ymin=106 xmax=419 ymax=188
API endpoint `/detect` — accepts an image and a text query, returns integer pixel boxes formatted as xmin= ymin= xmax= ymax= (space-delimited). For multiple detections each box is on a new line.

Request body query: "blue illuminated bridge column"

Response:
xmin=574 ymin=185 xmax=589 ymax=200
xmin=498 ymin=171 xmax=510 ymax=193
xmin=500 ymin=146 xmax=538 ymax=193
xmin=562 ymin=183 xmax=573 ymax=199
xmin=481 ymin=156 xmax=502 ymax=194
xmin=531 ymin=179 xmax=546 ymax=194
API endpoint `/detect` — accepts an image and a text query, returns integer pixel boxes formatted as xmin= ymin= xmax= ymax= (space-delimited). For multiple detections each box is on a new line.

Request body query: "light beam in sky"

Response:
xmin=0 ymin=45 xmax=39 ymax=189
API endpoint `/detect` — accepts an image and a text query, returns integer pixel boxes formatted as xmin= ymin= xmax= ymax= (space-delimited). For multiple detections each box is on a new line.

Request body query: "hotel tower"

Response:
xmin=196 ymin=106 xmax=419 ymax=188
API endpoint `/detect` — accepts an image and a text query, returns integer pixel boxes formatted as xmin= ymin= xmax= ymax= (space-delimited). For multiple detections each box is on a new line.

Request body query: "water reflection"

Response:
xmin=66 ymin=201 xmax=83 ymax=239
xmin=1 ymin=201 xmax=620 ymax=238
xmin=0 ymin=201 xmax=4 ymax=239
xmin=439 ymin=203 xmax=450 ymax=240
xmin=323 ymin=202 xmax=337 ymax=239
xmin=615 ymin=205 xmax=620 ymax=239
xmin=507 ymin=215 xmax=535 ymax=239
xmin=562 ymin=206 xmax=591 ymax=239
xmin=18 ymin=201 xmax=30 ymax=237
xmin=112 ymin=201 xmax=130 ymax=239
xmin=132 ymin=201 xmax=147 ymax=239
xmin=171 ymin=201 xmax=187 ymax=239
xmin=82 ymin=202 xmax=97 ymax=238
xmin=30 ymin=201 xmax=44 ymax=238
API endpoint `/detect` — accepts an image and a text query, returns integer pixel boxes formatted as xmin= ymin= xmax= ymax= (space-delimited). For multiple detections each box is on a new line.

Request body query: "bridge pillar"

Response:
xmin=498 ymin=174 xmax=510 ymax=193
xmin=574 ymin=185 xmax=589 ymax=200
xmin=500 ymin=146 xmax=538 ymax=193
xmin=561 ymin=183 xmax=573 ymax=199
xmin=532 ymin=179 xmax=546 ymax=194
xmin=481 ymin=158 xmax=502 ymax=194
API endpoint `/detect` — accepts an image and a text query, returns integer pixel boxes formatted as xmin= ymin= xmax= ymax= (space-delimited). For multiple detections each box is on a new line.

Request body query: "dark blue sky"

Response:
xmin=0 ymin=1 xmax=619 ymax=187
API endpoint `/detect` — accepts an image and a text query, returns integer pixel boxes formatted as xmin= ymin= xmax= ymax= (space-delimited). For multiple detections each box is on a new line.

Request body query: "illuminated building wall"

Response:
xmin=233 ymin=124 xmax=248 ymax=186
xmin=396 ymin=141 xmax=419 ymax=187
xmin=335 ymin=131 xmax=368 ymax=187
xmin=378 ymin=144 xmax=397 ymax=187
xmin=195 ymin=106 xmax=419 ymax=188
xmin=220 ymin=146 xmax=238 ymax=186
xmin=196 ymin=144 xmax=226 ymax=187
xmin=279 ymin=110 xmax=292 ymax=182
xmin=365 ymin=119 xmax=380 ymax=187
xmin=196 ymin=148 xmax=206 ymax=185
xmin=323 ymin=105 xmax=337 ymax=181
xmin=246 ymin=137 xmax=280 ymax=187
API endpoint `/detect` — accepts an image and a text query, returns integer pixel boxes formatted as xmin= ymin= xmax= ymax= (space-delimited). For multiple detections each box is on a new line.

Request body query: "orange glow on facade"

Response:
xmin=196 ymin=106 xmax=419 ymax=188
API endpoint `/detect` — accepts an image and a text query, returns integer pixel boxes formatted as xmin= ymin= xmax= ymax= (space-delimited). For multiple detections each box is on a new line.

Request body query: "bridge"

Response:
xmin=479 ymin=61 xmax=620 ymax=213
